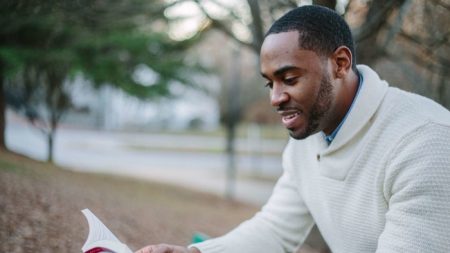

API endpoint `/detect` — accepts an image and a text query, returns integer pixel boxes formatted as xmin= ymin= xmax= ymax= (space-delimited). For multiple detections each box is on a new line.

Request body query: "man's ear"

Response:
xmin=331 ymin=46 xmax=352 ymax=79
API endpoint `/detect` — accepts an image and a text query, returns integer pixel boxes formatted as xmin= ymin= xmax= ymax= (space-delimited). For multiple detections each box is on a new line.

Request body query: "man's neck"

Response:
xmin=323 ymin=70 xmax=360 ymax=136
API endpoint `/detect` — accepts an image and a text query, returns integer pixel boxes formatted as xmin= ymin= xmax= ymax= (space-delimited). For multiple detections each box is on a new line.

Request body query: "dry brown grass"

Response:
xmin=0 ymin=150 xmax=257 ymax=252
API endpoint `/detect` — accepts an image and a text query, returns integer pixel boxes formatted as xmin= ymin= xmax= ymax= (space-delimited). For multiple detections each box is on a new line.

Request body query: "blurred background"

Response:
xmin=1 ymin=0 xmax=449 ymax=252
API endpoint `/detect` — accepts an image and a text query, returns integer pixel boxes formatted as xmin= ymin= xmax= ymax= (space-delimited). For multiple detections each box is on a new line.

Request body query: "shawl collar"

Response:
xmin=316 ymin=65 xmax=388 ymax=180
xmin=325 ymin=65 xmax=388 ymax=153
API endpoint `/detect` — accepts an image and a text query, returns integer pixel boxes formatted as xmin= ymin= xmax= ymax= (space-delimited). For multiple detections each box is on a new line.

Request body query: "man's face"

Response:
xmin=260 ymin=31 xmax=335 ymax=139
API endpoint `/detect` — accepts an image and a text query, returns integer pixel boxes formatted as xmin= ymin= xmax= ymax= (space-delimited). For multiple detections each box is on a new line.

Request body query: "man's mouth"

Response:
xmin=279 ymin=110 xmax=302 ymax=129
xmin=283 ymin=112 xmax=300 ymax=120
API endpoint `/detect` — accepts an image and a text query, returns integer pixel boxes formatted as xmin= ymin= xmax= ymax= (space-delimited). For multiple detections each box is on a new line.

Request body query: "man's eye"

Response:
xmin=264 ymin=82 xmax=273 ymax=89
xmin=283 ymin=77 xmax=297 ymax=85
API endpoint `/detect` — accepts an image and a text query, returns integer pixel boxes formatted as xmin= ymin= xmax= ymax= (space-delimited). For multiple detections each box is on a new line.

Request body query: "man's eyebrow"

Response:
xmin=261 ymin=65 xmax=302 ymax=79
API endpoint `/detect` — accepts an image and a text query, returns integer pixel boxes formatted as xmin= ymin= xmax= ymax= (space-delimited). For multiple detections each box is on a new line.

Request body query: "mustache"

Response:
xmin=276 ymin=103 xmax=300 ymax=112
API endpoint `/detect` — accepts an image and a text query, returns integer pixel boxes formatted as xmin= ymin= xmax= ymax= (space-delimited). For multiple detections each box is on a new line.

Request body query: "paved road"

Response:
xmin=6 ymin=119 xmax=287 ymax=205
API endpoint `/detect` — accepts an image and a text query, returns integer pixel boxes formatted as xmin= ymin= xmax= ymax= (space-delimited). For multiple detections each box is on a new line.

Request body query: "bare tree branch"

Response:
xmin=284 ymin=0 xmax=298 ymax=8
xmin=429 ymin=0 xmax=450 ymax=11
xmin=247 ymin=0 xmax=264 ymax=51
xmin=209 ymin=19 xmax=255 ymax=49
xmin=204 ymin=0 xmax=243 ymax=21
xmin=266 ymin=0 xmax=298 ymax=17
xmin=429 ymin=31 xmax=450 ymax=48
xmin=344 ymin=0 xmax=353 ymax=15
xmin=354 ymin=0 xmax=405 ymax=43
xmin=193 ymin=0 xmax=255 ymax=51
xmin=398 ymin=30 xmax=450 ymax=61
xmin=382 ymin=0 xmax=413 ymax=47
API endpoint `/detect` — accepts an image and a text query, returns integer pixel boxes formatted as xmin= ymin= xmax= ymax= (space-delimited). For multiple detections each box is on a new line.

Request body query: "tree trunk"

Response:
xmin=247 ymin=0 xmax=264 ymax=52
xmin=313 ymin=0 xmax=337 ymax=10
xmin=0 ymin=61 xmax=6 ymax=150
xmin=47 ymin=131 xmax=54 ymax=163
xmin=47 ymin=113 xmax=59 ymax=163
xmin=225 ymin=46 xmax=241 ymax=200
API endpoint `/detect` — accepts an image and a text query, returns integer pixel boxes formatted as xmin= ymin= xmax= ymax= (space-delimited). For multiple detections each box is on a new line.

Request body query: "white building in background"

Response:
xmin=65 ymin=74 xmax=220 ymax=131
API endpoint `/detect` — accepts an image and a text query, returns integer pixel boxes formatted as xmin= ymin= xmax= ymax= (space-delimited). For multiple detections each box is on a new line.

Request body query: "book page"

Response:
xmin=81 ymin=209 xmax=133 ymax=253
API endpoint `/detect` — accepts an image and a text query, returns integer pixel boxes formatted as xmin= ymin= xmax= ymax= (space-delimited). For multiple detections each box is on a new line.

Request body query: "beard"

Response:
xmin=289 ymin=72 xmax=333 ymax=140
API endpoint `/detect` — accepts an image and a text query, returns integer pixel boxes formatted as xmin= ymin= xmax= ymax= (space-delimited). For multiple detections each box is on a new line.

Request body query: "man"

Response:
xmin=137 ymin=5 xmax=450 ymax=253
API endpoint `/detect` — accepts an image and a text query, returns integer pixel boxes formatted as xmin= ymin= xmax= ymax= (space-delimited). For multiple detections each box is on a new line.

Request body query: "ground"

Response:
xmin=0 ymin=150 xmax=256 ymax=252
xmin=0 ymin=150 xmax=329 ymax=253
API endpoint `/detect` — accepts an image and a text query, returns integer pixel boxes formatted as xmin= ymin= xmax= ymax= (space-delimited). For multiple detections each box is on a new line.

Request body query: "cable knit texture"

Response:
xmin=191 ymin=65 xmax=450 ymax=253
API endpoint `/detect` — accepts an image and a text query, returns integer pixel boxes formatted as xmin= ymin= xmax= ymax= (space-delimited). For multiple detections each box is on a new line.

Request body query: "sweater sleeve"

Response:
xmin=191 ymin=144 xmax=315 ymax=253
xmin=376 ymin=123 xmax=450 ymax=252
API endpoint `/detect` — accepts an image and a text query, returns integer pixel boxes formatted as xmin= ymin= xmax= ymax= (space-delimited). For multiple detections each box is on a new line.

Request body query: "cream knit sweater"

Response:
xmin=192 ymin=65 xmax=450 ymax=253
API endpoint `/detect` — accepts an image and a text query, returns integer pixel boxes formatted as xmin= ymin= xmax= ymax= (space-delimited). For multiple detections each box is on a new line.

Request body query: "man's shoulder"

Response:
xmin=374 ymin=88 xmax=450 ymax=155
xmin=383 ymin=87 xmax=450 ymax=127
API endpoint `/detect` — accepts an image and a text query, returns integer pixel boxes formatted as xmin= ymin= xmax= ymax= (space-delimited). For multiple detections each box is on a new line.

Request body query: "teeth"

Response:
xmin=285 ymin=112 xmax=300 ymax=120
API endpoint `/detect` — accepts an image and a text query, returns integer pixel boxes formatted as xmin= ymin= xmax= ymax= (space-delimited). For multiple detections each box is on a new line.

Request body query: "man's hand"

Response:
xmin=135 ymin=244 xmax=201 ymax=253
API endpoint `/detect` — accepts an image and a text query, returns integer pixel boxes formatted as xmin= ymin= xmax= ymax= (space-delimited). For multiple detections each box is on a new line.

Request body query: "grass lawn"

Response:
xmin=0 ymin=150 xmax=257 ymax=252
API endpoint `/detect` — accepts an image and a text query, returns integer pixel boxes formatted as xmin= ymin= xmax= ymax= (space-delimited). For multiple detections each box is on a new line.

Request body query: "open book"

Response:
xmin=81 ymin=209 xmax=133 ymax=253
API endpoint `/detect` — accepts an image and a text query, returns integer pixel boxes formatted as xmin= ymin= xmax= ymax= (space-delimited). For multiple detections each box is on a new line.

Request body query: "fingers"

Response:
xmin=135 ymin=244 xmax=188 ymax=253
xmin=136 ymin=245 xmax=163 ymax=253
xmin=135 ymin=245 xmax=153 ymax=253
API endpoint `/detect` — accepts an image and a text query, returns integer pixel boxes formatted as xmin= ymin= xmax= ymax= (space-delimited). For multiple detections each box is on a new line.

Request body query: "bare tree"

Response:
xmin=6 ymin=64 xmax=73 ymax=163
xmin=350 ymin=0 xmax=449 ymax=106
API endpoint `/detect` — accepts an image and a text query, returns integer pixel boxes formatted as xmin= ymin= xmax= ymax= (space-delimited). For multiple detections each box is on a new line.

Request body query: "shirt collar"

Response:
xmin=324 ymin=73 xmax=363 ymax=145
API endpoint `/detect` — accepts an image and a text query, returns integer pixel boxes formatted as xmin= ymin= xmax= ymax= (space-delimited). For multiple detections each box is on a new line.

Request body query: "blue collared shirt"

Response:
xmin=324 ymin=73 xmax=363 ymax=145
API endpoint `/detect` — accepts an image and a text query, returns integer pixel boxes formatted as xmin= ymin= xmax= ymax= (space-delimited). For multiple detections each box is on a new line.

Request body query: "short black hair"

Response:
xmin=266 ymin=5 xmax=357 ymax=72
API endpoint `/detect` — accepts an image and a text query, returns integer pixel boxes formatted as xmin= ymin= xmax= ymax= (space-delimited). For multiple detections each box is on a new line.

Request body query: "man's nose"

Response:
xmin=270 ymin=84 xmax=289 ymax=107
